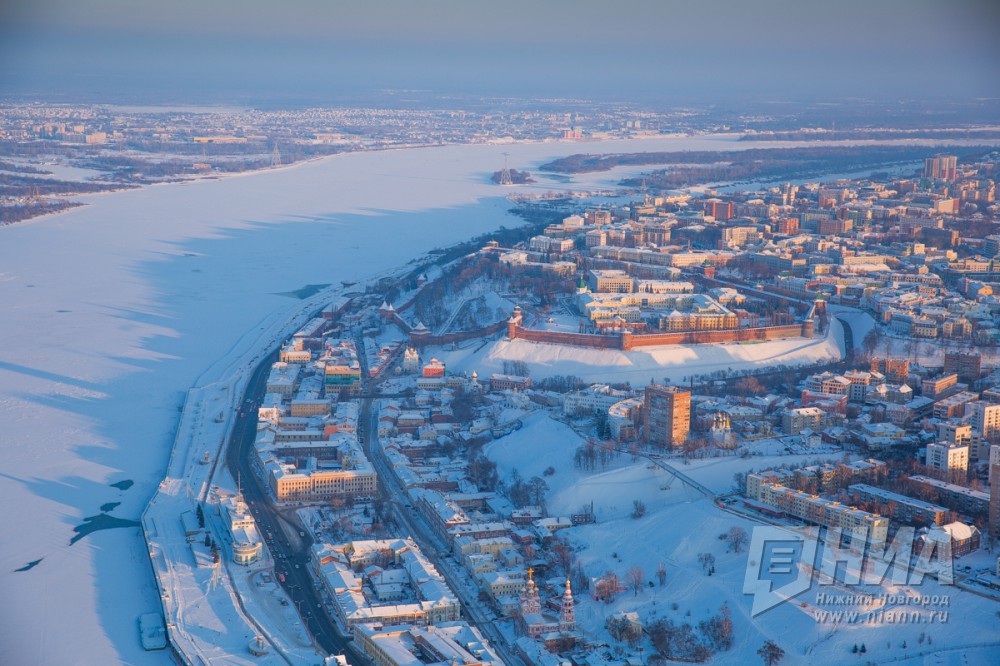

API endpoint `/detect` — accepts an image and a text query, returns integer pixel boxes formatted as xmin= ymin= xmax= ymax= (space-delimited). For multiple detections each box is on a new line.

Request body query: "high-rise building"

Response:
xmin=990 ymin=446 xmax=1000 ymax=544
xmin=774 ymin=217 xmax=799 ymax=235
xmin=969 ymin=401 xmax=1000 ymax=439
xmin=925 ymin=442 xmax=969 ymax=473
xmin=924 ymin=155 xmax=957 ymax=182
xmin=703 ymin=200 xmax=734 ymax=221
xmin=871 ymin=357 xmax=909 ymax=382
xmin=944 ymin=352 xmax=982 ymax=383
xmin=937 ymin=421 xmax=972 ymax=446
xmin=643 ymin=385 xmax=690 ymax=447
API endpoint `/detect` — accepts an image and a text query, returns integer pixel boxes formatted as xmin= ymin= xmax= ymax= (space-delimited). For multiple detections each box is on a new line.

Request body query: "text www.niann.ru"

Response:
xmin=814 ymin=609 xmax=950 ymax=625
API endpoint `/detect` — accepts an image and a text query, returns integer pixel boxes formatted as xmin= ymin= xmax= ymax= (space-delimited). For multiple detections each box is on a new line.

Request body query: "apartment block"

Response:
xmin=643 ymin=385 xmax=690 ymax=447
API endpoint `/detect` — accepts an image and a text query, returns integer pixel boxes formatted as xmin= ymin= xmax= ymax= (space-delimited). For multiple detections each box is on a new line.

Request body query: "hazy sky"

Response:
xmin=2 ymin=0 xmax=998 ymax=105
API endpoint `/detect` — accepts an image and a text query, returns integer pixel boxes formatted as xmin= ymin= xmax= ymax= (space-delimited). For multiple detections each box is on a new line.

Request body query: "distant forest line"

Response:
xmin=740 ymin=129 xmax=1000 ymax=142
xmin=538 ymin=145 xmax=998 ymax=190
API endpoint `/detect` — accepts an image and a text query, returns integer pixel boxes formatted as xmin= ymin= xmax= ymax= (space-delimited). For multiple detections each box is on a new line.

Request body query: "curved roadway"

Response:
xmin=225 ymin=348 xmax=370 ymax=665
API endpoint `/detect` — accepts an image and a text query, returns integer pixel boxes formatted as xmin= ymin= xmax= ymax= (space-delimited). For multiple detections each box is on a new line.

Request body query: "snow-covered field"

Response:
xmin=486 ymin=413 xmax=1000 ymax=665
xmin=0 ymin=132 xmax=975 ymax=663
xmin=567 ymin=495 xmax=1000 ymax=666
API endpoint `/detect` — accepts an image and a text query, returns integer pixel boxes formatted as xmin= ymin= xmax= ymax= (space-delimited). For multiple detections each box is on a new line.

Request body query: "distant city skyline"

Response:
xmin=2 ymin=0 xmax=999 ymax=105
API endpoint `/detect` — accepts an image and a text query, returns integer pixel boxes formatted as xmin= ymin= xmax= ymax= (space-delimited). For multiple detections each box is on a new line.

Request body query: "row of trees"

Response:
xmin=0 ymin=170 xmax=127 ymax=196
xmin=593 ymin=562 xmax=668 ymax=604
xmin=533 ymin=374 xmax=587 ymax=392
xmin=574 ymin=437 xmax=620 ymax=471
xmin=541 ymin=144 xmax=945 ymax=176
xmin=467 ymin=454 xmax=499 ymax=491
xmin=646 ymin=603 xmax=734 ymax=662
xmin=505 ymin=470 xmax=548 ymax=510
xmin=501 ymin=359 xmax=531 ymax=377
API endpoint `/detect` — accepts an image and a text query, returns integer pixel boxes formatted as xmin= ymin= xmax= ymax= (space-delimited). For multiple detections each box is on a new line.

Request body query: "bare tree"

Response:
xmin=626 ymin=566 xmax=645 ymax=596
xmin=552 ymin=538 xmax=574 ymax=576
xmin=722 ymin=526 xmax=749 ymax=553
xmin=757 ymin=640 xmax=785 ymax=666
xmin=631 ymin=499 xmax=647 ymax=519
xmin=700 ymin=603 xmax=734 ymax=651
xmin=736 ymin=375 xmax=765 ymax=396
xmin=572 ymin=562 xmax=590 ymax=592
xmin=697 ymin=552 xmax=716 ymax=574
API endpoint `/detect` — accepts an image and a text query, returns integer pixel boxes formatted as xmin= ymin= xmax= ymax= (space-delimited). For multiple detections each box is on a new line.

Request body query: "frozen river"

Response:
xmin=0 ymin=132 xmax=980 ymax=662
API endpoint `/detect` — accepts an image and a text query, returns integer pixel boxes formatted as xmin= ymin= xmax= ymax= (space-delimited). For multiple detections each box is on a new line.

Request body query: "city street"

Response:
xmin=354 ymin=336 xmax=524 ymax=666
xmin=226 ymin=348 xmax=370 ymax=665
xmin=220 ymin=322 xmax=521 ymax=666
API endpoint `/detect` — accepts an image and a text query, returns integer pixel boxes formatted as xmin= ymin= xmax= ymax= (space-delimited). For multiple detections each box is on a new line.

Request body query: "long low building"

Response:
xmin=746 ymin=472 xmax=888 ymax=546
xmin=591 ymin=245 xmax=738 ymax=268
xmin=847 ymin=484 xmax=949 ymax=526
xmin=907 ymin=475 xmax=990 ymax=517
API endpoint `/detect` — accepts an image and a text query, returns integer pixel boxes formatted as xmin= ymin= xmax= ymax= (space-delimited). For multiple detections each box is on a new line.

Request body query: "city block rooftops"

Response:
xmin=354 ymin=624 xmax=498 ymax=666
xmin=479 ymin=570 xmax=526 ymax=587
xmin=839 ymin=458 xmax=886 ymax=472
xmin=267 ymin=362 xmax=301 ymax=384
xmin=752 ymin=468 xmax=795 ymax=483
xmin=858 ymin=422 xmax=905 ymax=437
xmin=588 ymin=268 xmax=630 ymax=279
xmin=784 ymin=407 xmax=826 ymax=417
xmin=570 ymin=383 xmax=633 ymax=397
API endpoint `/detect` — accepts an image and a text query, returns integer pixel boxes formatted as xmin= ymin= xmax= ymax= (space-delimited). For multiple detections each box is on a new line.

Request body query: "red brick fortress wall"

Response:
xmin=507 ymin=322 xmax=811 ymax=350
